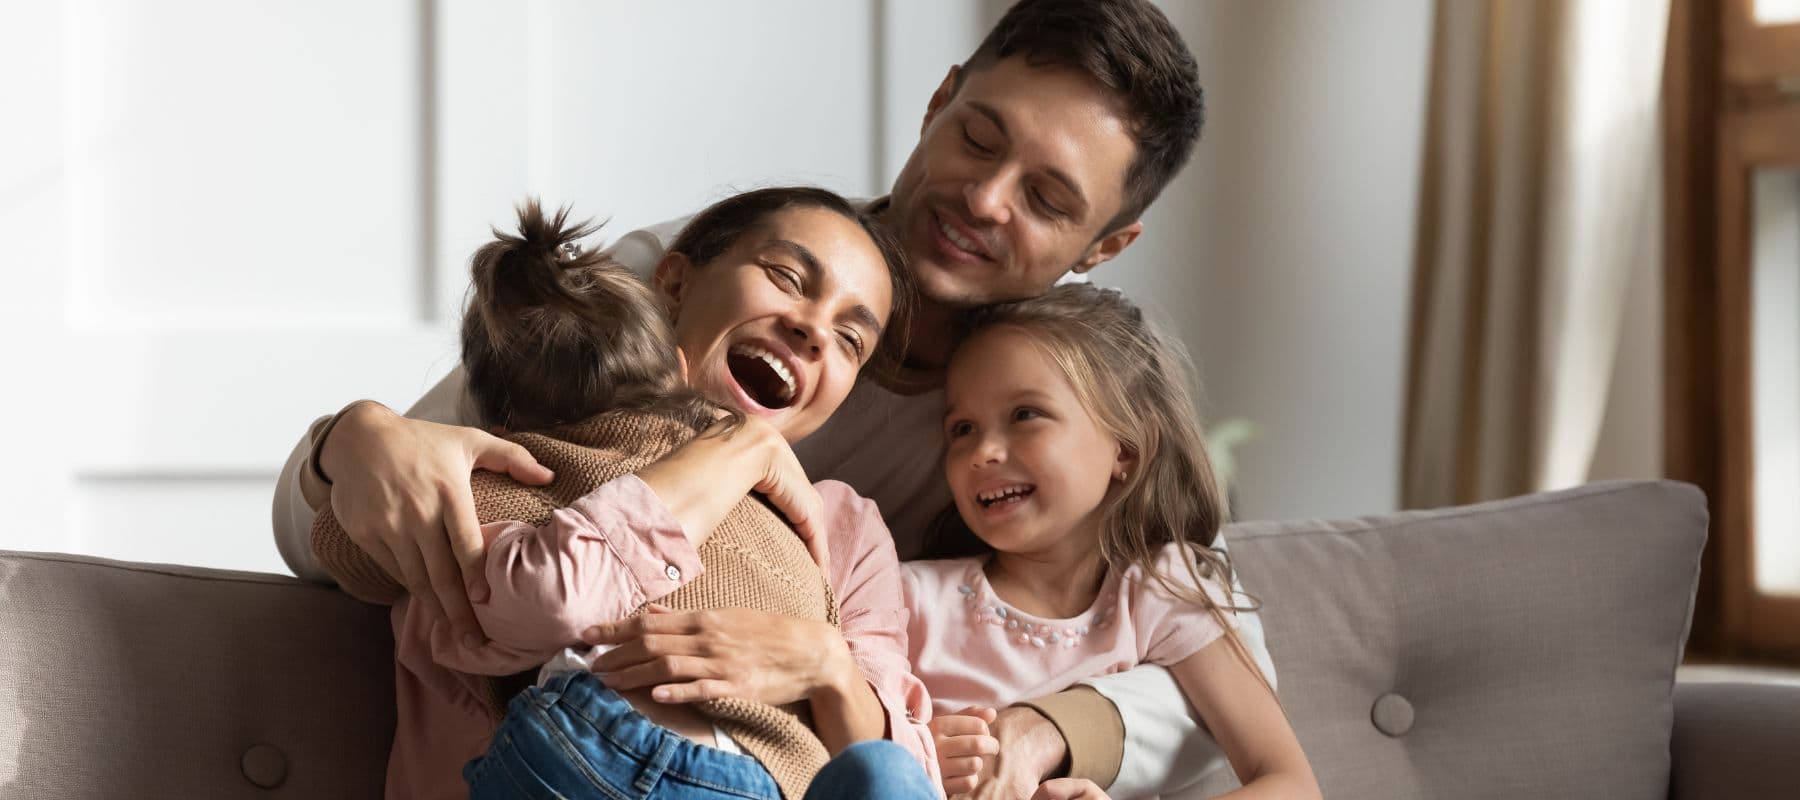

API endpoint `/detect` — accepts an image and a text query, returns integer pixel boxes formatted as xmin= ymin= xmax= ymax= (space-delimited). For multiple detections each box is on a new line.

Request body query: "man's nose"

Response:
xmin=963 ymin=167 xmax=1014 ymax=226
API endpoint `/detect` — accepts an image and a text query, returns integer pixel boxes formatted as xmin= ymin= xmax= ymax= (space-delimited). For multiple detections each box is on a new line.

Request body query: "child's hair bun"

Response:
xmin=461 ymin=200 xmax=690 ymax=432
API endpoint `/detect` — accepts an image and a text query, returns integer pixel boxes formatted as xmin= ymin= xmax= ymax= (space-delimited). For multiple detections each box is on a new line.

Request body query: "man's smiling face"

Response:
xmin=886 ymin=56 xmax=1142 ymax=310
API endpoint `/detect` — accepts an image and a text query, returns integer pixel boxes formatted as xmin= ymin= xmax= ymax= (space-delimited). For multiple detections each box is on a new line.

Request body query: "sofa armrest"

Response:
xmin=1670 ymin=680 xmax=1800 ymax=799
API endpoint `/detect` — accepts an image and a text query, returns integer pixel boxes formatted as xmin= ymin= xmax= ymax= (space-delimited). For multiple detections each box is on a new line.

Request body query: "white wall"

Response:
xmin=1 ymin=0 xmax=1664 ymax=571
xmin=0 ymin=0 xmax=981 ymax=574
xmin=1106 ymin=0 xmax=1435 ymax=521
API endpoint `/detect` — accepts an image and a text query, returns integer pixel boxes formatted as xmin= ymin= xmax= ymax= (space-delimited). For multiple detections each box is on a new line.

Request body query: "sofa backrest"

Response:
xmin=0 ymin=479 xmax=1707 ymax=799
xmin=0 ymin=552 xmax=394 ymax=799
xmin=1186 ymin=480 xmax=1706 ymax=799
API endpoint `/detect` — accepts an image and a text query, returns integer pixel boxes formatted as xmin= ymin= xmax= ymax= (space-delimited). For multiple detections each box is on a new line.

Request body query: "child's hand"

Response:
xmin=929 ymin=706 xmax=999 ymax=795
xmin=1031 ymin=778 xmax=1111 ymax=800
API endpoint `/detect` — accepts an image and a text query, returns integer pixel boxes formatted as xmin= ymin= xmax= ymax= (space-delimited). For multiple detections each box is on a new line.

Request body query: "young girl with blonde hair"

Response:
xmin=907 ymin=284 xmax=1320 ymax=800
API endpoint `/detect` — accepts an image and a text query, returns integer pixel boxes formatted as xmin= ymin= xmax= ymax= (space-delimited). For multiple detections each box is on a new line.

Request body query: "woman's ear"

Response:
xmin=653 ymin=251 xmax=693 ymax=318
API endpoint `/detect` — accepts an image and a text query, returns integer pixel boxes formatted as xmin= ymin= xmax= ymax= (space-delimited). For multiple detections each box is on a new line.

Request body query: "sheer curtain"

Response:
xmin=1402 ymin=0 xmax=1669 ymax=508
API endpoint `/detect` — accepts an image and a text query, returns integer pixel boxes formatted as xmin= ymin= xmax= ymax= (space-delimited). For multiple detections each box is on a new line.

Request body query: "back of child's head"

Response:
xmin=461 ymin=200 xmax=711 ymax=432
xmin=935 ymin=283 xmax=1237 ymax=601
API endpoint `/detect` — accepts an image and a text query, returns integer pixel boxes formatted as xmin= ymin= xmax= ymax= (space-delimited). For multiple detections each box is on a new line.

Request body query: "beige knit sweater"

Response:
xmin=313 ymin=410 xmax=837 ymax=799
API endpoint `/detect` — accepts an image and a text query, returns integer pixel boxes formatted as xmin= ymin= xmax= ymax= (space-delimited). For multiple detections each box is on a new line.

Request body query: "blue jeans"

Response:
xmin=466 ymin=670 xmax=938 ymax=800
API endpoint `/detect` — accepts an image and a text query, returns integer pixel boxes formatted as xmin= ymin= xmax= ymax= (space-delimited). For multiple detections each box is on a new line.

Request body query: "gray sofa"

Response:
xmin=3 ymin=480 xmax=1796 ymax=798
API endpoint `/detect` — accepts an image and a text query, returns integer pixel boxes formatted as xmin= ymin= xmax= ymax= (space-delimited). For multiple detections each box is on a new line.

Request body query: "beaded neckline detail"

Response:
xmin=957 ymin=563 xmax=1115 ymax=650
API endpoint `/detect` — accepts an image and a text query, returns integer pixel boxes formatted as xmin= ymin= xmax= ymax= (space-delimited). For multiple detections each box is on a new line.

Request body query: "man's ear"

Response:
xmin=922 ymin=65 xmax=961 ymax=135
xmin=652 ymin=251 xmax=693 ymax=317
xmin=1071 ymin=221 xmax=1144 ymax=274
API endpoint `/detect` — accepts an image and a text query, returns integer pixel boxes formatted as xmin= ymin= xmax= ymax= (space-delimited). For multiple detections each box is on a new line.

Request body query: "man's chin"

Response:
xmin=912 ymin=260 xmax=1003 ymax=311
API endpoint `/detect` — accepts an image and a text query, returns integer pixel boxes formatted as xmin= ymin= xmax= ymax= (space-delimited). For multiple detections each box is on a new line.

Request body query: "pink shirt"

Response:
xmin=386 ymin=476 xmax=937 ymax=800
xmin=901 ymin=544 xmax=1238 ymax=716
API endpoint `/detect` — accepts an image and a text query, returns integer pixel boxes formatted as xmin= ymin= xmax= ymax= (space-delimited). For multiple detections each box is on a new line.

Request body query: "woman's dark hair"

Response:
xmin=460 ymin=200 xmax=716 ymax=432
xmin=668 ymin=187 xmax=915 ymax=366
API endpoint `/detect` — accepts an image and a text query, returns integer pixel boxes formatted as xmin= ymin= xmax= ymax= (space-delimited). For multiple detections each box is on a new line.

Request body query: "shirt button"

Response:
xmin=664 ymin=564 xmax=681 ymax=581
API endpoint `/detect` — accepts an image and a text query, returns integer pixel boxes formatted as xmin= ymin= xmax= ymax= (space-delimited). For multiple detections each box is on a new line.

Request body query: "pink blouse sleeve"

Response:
xmin=406 ymin=474 xmax=705 ymax=676
xmin=1136 ymin=543 xmax=1241 ymax=667
xmin=816 ymin=480 xmax=942 ymax=786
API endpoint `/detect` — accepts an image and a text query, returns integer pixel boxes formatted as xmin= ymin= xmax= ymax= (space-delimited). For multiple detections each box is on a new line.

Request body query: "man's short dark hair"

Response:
xmin=962 ymin=0 xmax=1204 ymax=231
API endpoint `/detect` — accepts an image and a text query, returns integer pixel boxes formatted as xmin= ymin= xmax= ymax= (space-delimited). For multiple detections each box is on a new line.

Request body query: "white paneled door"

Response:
xmin=0 ymin=0 xmax=974 ymax=574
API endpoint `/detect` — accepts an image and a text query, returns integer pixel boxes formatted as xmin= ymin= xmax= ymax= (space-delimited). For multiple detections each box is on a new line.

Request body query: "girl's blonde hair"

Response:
xmin=932 ymin=284 xmax=1265 ymax=675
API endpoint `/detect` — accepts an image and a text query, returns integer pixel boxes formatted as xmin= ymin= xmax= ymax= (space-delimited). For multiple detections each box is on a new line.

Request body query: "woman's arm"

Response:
xmin=813 ymin=481 xmax=939 ymax=772
xmin=1168 ymin=637 xmax=1320 ymax=799
xmin=580 ymin=481 xmax=942 ymax=781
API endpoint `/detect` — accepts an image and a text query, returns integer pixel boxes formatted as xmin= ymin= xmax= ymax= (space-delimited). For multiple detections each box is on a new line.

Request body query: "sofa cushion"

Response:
xmin=0 ymin=551 xmax=394 ymax=799
xmin=1187 ymin=480 xmax=1706 ymax=799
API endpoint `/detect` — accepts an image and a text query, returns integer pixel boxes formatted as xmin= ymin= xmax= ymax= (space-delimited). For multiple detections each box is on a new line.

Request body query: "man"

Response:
xmin=273 ymin=1 xmax=1274 ymax=796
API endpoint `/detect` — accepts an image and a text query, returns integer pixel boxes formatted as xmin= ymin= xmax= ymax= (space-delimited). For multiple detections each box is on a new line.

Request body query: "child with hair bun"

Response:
xmin=908 ymin=284 xmax=1321 ymax=800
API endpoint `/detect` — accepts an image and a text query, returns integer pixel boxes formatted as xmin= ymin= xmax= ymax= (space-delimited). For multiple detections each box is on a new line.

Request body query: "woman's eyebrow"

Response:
xmin=766 ymin=239 xmax=883 ymax=337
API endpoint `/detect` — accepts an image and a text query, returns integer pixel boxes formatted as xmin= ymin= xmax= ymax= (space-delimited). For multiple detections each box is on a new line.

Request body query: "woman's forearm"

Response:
xmin=809 ymin=657 xmax=889 ymax=755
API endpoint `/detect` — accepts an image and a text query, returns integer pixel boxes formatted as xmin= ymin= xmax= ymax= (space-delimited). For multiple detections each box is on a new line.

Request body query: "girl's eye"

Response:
xmin=947 ymin=420 xmax=974 ymax=438
xmin=1011 ymin=407 xmax=1042 ymax=422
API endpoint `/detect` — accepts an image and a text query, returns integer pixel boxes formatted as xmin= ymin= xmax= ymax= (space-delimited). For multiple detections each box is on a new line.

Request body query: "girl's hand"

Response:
xmin=929 ymin=706 xmax=1000 ymax=795
xmin=636 ymin=416 xmax=829 ymax=571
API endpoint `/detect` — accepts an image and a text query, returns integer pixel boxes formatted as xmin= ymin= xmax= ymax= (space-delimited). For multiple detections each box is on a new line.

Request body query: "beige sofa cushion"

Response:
xmin=0 ymin=552 xmax=394 ymax=799
xmin=1191 ymin=480 xmax=1706 ymax=798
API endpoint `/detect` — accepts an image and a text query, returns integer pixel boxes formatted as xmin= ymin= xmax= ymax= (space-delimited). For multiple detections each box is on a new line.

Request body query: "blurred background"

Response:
xmin=0 ymin=0 xmax=1670 ymax=575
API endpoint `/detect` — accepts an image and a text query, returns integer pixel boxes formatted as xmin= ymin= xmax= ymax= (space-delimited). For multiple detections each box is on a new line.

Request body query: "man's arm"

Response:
xmin=270 ymin=367 xmax=479 ymax=579
xmin=1082 ymin=555 xmax=1278 ymax=797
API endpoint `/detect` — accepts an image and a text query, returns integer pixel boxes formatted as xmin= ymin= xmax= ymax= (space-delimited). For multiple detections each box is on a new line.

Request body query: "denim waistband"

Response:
xmin=521 ymin=670 xmax=772 ymax=793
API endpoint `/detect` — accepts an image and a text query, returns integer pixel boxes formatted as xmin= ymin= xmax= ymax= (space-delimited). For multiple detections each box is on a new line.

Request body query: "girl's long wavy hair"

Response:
xmin=928 ymin=283 xmax=1267 ymax=685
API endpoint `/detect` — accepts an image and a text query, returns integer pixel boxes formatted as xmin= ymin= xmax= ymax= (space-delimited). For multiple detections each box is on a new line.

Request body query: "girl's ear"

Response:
xmin=1113 ymin=441 xmax=1140 ymax=482
xmin=652 ymin=251 xmax=694 ymax=316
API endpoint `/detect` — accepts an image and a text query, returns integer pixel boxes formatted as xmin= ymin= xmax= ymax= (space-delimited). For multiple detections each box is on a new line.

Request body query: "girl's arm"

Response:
xmin=1168 ymin=638 xmax=1321 ymax=799
xmin=415 ymin=473 xmax=706 ymax=675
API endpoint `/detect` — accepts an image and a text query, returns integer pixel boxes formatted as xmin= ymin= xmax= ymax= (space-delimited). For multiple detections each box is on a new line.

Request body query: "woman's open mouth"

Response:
xmin=726 ymin=344 xmax=797 ymax=410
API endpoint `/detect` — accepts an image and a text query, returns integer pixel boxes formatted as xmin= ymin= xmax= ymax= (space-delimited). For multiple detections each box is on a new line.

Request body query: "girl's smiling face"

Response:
xmin=942 ymin=326 xmax=1134 ymax=558
xmin=657 ymin=205 xmax=894 ymax=444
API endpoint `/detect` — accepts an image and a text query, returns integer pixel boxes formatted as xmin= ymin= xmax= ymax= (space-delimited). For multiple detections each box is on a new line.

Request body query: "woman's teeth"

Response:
xmin=977 ymin=485 xmax=1034 ymax=507
xmin=941 ymin=220 xmax=982 ymax=255
xmin=730 ymin=344 xmax=796 ymax=401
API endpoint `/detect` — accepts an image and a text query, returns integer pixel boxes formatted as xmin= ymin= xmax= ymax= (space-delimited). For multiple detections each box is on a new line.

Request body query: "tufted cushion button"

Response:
xmin=241 ymin=743 xmax=288 ymax=789
xmin=1371 ymin=693 xmax=1415 ymax=737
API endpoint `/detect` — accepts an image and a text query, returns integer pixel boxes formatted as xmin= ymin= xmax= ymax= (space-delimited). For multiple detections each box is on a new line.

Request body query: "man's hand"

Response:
xmin=581 ymin=605 xmax=855 ymax=706
xmin=1030 ymin=779 xmax=1111 ymax=800
xmin=320 ymin=401 xmax=554 ymax=646
xmin=957 ymin=706 xmax=1071 ymax=800
xmin=931 ymin=707 xmax=1000 ymax=795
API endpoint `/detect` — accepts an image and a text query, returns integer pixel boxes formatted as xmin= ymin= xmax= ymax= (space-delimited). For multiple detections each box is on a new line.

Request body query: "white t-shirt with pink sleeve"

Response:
xmin=902 ymin=543 xmax=1239 ymax=716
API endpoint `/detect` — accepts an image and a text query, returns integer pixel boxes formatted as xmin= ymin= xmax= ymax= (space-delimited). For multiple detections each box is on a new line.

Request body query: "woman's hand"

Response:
xmin=931 ymin=707 xmax=1000 ymax=795
xmin=581 ymin=605 xmax=855 ymax=706
xmin=320 ymin=400 xmax=554 ymax=645
xmin=635 ymin=416 xmax=829 ymax=570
